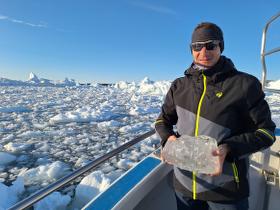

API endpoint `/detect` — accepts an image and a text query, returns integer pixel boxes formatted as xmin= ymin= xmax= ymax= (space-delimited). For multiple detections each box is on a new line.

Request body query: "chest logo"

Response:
xmin=216 ymin=92 xmax=223 ymax=98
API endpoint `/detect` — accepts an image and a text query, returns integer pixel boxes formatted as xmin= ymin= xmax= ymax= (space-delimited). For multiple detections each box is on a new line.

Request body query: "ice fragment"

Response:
xmin=162 ymin=135 xmax=219 ymax=173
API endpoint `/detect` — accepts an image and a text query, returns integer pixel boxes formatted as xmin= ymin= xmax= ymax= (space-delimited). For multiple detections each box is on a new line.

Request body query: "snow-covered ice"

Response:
xmin=0 ymin=77 xmax=167 ymax=209
xmin=0 ymin=77 xmax=280 ymax=209
xmin=72 ymin=171 xmax=111 ymax=209
xmin=267 ymin=80 xmax=280 ymax=90
xmin=4 ymin=142 xmax=32 ymax=152
xmin=34 ymin=192 xmax=71 ymax=210
xmin=18 ymin=161 xmax=71 ymax=186
xmin=0 ymin=178 xmax=24 ymax=209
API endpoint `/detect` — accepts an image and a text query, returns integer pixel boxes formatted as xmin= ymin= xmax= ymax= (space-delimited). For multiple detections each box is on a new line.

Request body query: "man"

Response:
xmin=155 ymin=22 xmax=276 ymax=210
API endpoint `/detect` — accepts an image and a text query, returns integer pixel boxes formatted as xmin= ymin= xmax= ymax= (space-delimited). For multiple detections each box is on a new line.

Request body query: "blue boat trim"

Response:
xmin=275 ymin=128 xmax=280 ymax=136
xmin=85 ymin=156 xmax=161 ymax=210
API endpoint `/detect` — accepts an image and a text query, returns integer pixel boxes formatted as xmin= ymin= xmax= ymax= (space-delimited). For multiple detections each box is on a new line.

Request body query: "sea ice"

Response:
xmin=0 ymin=78 xmax=280 ymax=207
xmin=0 ymin=152 xmax=17 ymax=165
xmin=267 ymin=80 xmax=280 ymax=90
xmin=162 ymin=135 xmax=219 ymax=174
xmin=97 ymin=120 xmax=121 ymax=129
xmin=75 ymin=157 xmax=90 ymax=168
xmin=17 ymin=131 xmax=44 ymax=138
xmin=106 ymin=169 xmax=125 ymax=182
xmin=119 ymin=123 xmax=145 ymax=133
xmin=33 ymin=191 xmax=71 ymax=210
xmin=0 ymin=106 xmax=31 ymax=113
xmin=4 ymin=142 xmax=32 ymax=152
xmin=0 ymin=177 xmax=24 ymax=209
xmin=129 ymin=106 xmax=160 ymax=116
xmin=18 ymin=161 xmax=70 ymax=185
xmin=116 ymin=158 xmax=135 ymax=170
xmin=72 ymin=171 xmax=111 ymax=209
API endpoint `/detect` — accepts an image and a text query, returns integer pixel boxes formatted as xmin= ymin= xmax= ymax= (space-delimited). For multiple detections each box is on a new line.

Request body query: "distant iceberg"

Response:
xmin=0 ymin=72 xmax=77 ymax=87
xmin=114 ymin=77 xmax=171 ymax=95
xmin=0 ymin=78 xmax=26 ymax=86
xmin=28 ymin=72 xmax=41 ymax=84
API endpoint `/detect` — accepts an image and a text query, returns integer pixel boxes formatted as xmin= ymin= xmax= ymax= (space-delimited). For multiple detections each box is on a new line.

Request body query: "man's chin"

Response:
xmin=199 ymin=61 xmax=213 ymax=67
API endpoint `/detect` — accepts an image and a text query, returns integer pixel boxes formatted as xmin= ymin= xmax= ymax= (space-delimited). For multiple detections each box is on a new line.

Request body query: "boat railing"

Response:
xmin=261 ymin=12 xmax=280 ymax=91
xmin=260 ymin=13 xmax=280 ymax=208
xmin=260 ymin=11 xmax=280 ymax=171
xmin=8 ymin=129 xmax=156 ymax=210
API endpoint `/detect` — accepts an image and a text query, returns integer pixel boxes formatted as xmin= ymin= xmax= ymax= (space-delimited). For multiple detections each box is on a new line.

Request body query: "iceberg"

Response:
xmin=161 ymin=135 xmax=219 ymax=174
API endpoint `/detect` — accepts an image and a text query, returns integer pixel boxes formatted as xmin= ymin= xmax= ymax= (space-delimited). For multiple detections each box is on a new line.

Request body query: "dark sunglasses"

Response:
xmin=191 ymin=40 xmax=220 ymax=52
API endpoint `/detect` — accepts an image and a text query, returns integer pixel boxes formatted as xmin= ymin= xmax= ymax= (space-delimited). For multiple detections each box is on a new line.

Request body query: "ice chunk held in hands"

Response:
xmin=161 ymin=135 xmax=219 ymax=174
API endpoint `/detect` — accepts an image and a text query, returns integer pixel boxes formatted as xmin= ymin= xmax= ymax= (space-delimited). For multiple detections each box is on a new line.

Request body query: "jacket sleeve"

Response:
xmin=155 ymin=82 xmax=178 ymax=147
xmin=220 ymin=78 xmax=276 ymax=160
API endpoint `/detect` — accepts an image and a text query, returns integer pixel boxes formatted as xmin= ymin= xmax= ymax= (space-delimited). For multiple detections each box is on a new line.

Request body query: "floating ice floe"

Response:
xmin=129 ymin=106 xmax=160 ymax=116
xmin=267 ymin=80 xmax=280 ymax=90
xmin=74 ymin=157 xmax=90 ymax=168
xmin=114 ymin=77 xmax=171 ymax=96
xmin=119 ymin=122 xmax=146 ymax=133
xmin=33 ymin=191 xmax=71 ymax=210
xmin=0 ymin=152 xmax=17 ymax=166
xmin=18 ymin=161 xmax=71 ymax=186
xmin=0 ymin=106 xmax=32 ymax=113
xmin=97 ymin=120 xmax=122 ymax=129
xmin=116 ymin=158 xmax=135 ymax=170
xmin=0 ymin=178 xmax=24 ymax=209
xmin=33 ymin=123 xmax=49 ymax=129
xmin=72 ymin=171 xmax=111 ymax=209
xmin=4 ymin=142 xmax=33 ymax=153
xmin=138 ymin=77 xmax=171 ymax=95
xmin=49 ymin=107 xmax=120 ymax=124
xmin=17 ymin=131 xmax=45 ymax=138
xmin=114 ymin=81 xmax=136 ymax=90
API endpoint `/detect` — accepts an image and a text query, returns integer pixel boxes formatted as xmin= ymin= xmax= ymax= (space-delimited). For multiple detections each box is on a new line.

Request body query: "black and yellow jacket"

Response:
xmin=155 ymin=56 xmax=276 ymax=201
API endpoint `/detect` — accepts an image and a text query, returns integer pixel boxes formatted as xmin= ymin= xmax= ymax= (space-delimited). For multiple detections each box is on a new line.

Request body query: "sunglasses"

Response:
xmin=191 ymin=40 xmax=220 ymax=52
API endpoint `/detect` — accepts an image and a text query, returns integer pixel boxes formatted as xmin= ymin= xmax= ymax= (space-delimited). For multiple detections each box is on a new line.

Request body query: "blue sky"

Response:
xmin=0 ymin=0 xmax=280 ymax=83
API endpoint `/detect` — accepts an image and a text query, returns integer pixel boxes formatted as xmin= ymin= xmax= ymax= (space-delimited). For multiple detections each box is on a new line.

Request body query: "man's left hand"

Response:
xmin=210 ymin=144 xmax=229 ymax=176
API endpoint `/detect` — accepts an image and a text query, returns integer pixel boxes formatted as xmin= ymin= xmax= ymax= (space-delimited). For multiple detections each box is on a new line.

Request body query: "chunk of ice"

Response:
xmin=33 ymin=191 xmax=71 ymax=210
xmin=0 ymin=152 xmax=16 ymax=165
xmin=162 ymin=135 xmax=219 ymax=174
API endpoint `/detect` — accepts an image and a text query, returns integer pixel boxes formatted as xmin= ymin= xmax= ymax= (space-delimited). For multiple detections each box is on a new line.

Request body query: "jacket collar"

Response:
xmin=184 ymin=56 xmax=236 ymax=83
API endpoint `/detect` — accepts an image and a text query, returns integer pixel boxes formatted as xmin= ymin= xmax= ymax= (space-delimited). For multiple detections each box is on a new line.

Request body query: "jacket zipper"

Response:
xmin=193 ymin=72 xmax=207 ymax=200
xmin=232 ymin=162 xmax=240 ymax=188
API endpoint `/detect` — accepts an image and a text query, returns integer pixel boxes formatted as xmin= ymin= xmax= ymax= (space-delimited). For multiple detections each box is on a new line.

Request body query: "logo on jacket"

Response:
xmin=216 ymin=92 xmax=223 ymax=98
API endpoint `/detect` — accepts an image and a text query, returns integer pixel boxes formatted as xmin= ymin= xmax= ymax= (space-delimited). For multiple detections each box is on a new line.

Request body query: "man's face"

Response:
xmin=191 ymin=40 xmax=221 ymax=67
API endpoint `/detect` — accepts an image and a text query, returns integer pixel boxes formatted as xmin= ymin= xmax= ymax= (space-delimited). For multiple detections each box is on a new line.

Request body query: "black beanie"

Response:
xmin=191 ymin=22 xmax=224 ymax=53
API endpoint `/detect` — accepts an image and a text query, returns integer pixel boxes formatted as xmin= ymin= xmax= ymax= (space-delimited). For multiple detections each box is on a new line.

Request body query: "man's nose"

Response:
xmin=200 ymin=46 xmax=207 ymax=54
xmin=201 ymin=46 xmax=207 ymax=52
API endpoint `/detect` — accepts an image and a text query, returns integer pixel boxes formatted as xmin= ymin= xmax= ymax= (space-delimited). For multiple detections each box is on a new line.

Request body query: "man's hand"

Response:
xmin=161 ymin=135 xmax=177 ymax=162
xmin=167 ymin=135 xmax=177 ymax=141
xmin=210 ymin=144 xmax=229 ymax=176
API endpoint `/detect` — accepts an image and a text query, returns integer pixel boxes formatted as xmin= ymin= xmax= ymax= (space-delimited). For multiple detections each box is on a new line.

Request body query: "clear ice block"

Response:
xmin=161 ymin=135 xmax=219 ymax=174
